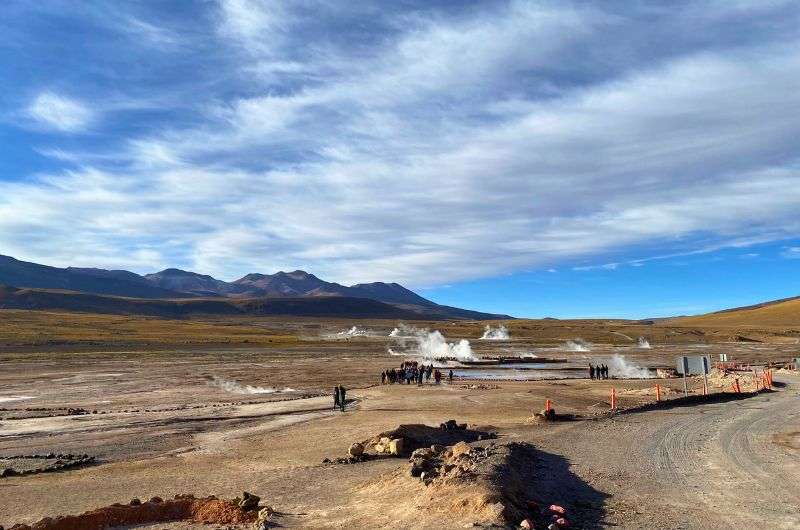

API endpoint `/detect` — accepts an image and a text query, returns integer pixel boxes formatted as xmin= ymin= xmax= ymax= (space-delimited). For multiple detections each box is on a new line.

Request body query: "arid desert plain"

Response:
xmin=1 ymin=312 xmax=799 ymax=529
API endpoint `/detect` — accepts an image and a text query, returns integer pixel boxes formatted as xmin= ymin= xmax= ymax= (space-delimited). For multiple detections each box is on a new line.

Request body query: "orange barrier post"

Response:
xmin=655 ymin=384 xmax=661 ymax=402
xmin=610 ymin=388 xmax=617 ymax=410
xmin=545 ymin=399 xmax=551 ymax=413
xmin=702 ymin=379 xmax=708 ymax=396
xmin=734 ymin=378 xmax=741 ymax=393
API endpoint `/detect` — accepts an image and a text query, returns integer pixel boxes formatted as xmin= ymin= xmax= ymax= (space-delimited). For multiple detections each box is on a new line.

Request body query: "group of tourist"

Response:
xmin=589 ymin=364 xmax=609 ymax=380
xmin=381 ymin=361 xmax=454 ymax=386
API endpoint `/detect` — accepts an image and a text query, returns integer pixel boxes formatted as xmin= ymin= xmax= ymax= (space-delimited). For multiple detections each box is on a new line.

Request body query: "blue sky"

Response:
xmin=1 ymin=1 xmax=799 ymax=318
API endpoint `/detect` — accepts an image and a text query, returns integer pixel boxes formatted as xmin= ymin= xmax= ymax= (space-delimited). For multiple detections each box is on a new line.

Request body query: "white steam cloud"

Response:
xmin=480 ymin=324 xmax=510 ymax=340
xmin=637 ymin=337 xmax=651 ymax=349
xmin=608 ymin=354 xmax=653 ymax=379
xmin=388 ymin=324 xmax=476 ymax=361
xmin=565 ymin=339 xmax=592 ymax=352
xmin=337 ymin=326 xmax=369 ymax=337
xmin=206 ymin=375 xmax=295 ymax=394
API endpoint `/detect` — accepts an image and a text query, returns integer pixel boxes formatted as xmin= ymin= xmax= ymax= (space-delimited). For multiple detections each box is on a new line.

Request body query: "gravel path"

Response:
xmin=534 ymin=374 xmax=800 ymax=529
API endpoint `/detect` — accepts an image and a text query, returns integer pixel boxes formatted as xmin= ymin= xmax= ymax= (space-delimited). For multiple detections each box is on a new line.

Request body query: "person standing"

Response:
xmin=448 ymin=370 xmax=454 ymax=383
xmin=589 ymin=364 xmax=595 ymax=380
xmin=339 ymin=385 xmax=347 ymax=412
xmin=381 ymin=371 xmax=386 ymax=385
xmin=333 ymin=386 xmax=340 ymax=410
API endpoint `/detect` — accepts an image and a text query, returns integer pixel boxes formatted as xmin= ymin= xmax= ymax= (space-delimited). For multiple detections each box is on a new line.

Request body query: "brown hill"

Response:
xmin=674 ymin=296 xmax=800 ymax=328
xmin=0 ymin=285 xmax=446 ymax=320
xmin=0 ymin=255 xmax=510 ymax=320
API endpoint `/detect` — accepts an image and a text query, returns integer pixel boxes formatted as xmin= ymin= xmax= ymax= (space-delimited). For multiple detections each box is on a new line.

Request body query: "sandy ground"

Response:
xmin=1 ymin=337 xmax=799 ymax=529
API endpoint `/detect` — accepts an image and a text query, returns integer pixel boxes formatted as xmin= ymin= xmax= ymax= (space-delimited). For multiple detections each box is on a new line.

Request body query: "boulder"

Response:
xmin=520 ymin=519 xmax=533 ymax=529
xmin=388 ymin=438 xmax=404 ymax=456
xmin=239 ymin=491 xmax=260 ymax=511
xmin=255 ymin=506 xmax=274 ymax=530
xmin=410 ymin=448 xmax=434 ymax=460
xmin=430 ymin=444 xmax=445 ymax=454
xmin=374 ymin=444 xmax=385 ymax=454
xmin=348 ymin=443 xmax=364 ymax=457
xmin=451 ymin=441 xmax=472 ymax=458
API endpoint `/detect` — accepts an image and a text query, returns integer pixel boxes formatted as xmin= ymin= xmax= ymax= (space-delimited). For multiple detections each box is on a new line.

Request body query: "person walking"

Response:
xmin=333 ymin=385 xmax=340 ymax=410
xmin=434 ymin=369 xmax=441 ymax=384
xmin=589 ymin=364 xmax=595 ymax=380
xmin=338 ymin=385 xmax=347 ymax=412
xmin=448 ymin=370 xmax=454 ymax=384
xmin=381 ymin=371 xmax=386 ymax=385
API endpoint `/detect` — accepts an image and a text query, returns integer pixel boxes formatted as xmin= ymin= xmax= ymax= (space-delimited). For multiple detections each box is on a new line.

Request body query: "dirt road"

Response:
xmin=535 ymin=374 xmax=800 ymax=529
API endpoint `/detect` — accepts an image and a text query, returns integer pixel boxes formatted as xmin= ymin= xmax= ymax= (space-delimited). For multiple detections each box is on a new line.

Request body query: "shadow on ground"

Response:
xmin=508 ymin=444 xmax=608 ymax=529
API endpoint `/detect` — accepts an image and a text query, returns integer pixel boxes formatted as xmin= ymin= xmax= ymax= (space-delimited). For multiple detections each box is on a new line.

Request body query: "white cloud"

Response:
xmin=3 ymin=2 xmax=800 ymax=286
xmin=218 ymin=0 xmax=290 ymax=55
xmin=27 ymin=92 xmax=93 ymax=132
xmin=782 ymin=247 xmax=800 ymax=259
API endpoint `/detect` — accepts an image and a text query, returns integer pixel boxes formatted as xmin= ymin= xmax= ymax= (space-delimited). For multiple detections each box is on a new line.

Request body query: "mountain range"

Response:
xmin=0 ymin=255 xmax=509 ymax=320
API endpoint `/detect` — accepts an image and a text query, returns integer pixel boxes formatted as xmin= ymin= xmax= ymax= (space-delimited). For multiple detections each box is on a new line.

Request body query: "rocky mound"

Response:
xmin=5 ymin=493 xmax=268 ymax=530
xmin=366 ymin=422 xmax=496 ymax=456
xmin=357 ymin=441 xmax=545 ymax=528
xmin=1 ymin=453 xmax=96 ymax=478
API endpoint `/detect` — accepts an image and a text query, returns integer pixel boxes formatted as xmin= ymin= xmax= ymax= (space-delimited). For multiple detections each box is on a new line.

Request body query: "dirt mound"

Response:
xmin=7 ymin=494 xmax=257 ymax=530
xmin=366 ymin=423 xmax=495 ymax=455
xmin=702 ymin=368 xmax=763 ymax=392
xmin=358 ymin=441 xmax=539 ymax=528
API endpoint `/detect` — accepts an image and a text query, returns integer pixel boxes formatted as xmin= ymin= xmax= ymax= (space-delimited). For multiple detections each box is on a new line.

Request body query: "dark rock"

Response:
xmin=238 ymin=491 xmax=260 ymax=511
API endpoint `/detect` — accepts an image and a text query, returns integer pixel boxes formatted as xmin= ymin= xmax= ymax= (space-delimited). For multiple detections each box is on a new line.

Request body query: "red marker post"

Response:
xmin=610 ymin=388 xmax=617 ymax=410
xmin=655 ymin=384 xmax=661 ymax=402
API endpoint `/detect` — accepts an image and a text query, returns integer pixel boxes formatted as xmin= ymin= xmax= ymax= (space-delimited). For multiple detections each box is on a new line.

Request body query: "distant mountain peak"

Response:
xmin=0 ymin=254 xmax=511 ymax=319
xmin=238 ymin=273 xmax=267 ymax=281
xmin=148 ymin=268 xmax=216 ymax=280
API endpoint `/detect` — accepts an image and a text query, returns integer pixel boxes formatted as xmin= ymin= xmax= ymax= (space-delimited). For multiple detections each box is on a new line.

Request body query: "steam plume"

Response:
xmin=565 ymin=339 xmax=592 ymax=352
xmin=206 ymin=375 xmax=294 ymax=394
xmin=337 ymin=326 xmax=369 ymax=337
xmin=388 ymin=324 xmax=475 ymax=361
xmin=480 ymin=325 xmax=510 ymax=340
xmin=608 ymin=354 xmax=653 ymax=379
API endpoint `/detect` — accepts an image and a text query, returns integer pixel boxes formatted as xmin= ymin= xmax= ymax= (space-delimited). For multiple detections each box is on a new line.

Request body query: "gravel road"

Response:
xmin=535 ymin=374 xmax=800 ymax=529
